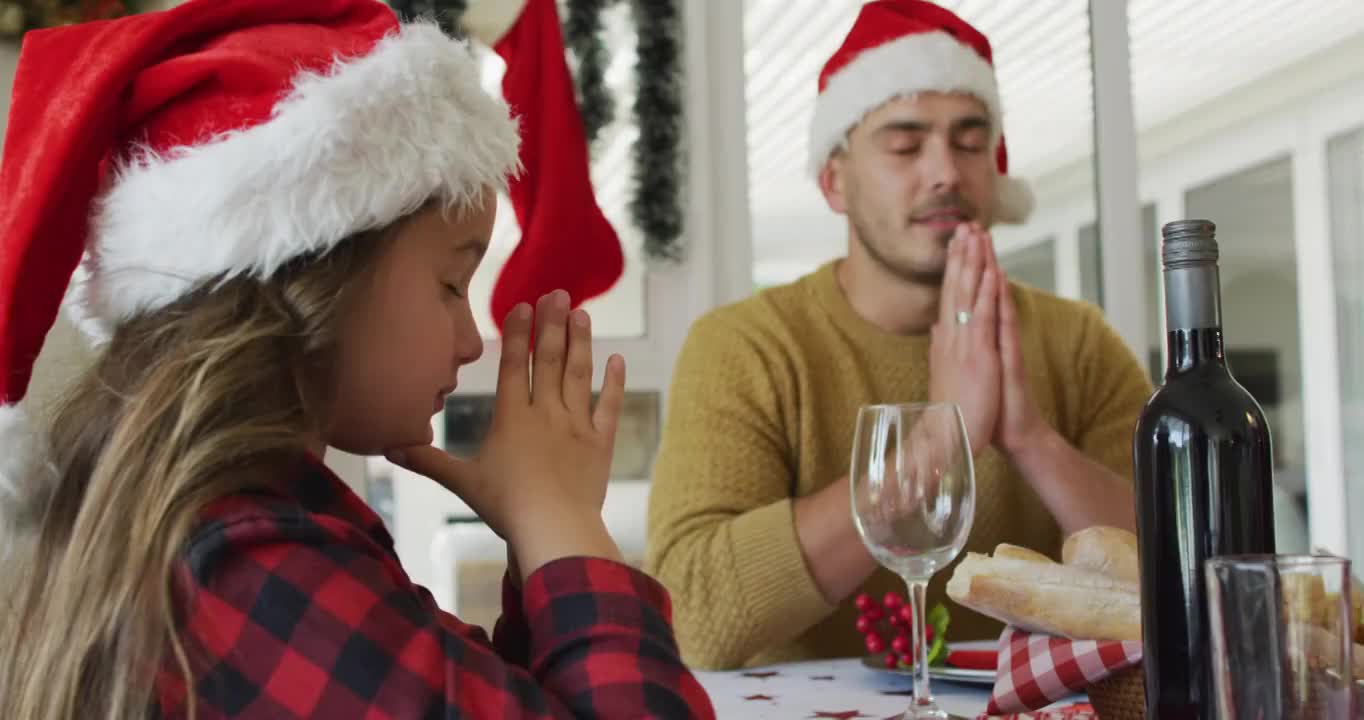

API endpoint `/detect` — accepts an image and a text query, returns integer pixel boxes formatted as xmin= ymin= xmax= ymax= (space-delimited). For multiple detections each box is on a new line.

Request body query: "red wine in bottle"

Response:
xmin=1133 ymin=219 xmax=1276 ymax=720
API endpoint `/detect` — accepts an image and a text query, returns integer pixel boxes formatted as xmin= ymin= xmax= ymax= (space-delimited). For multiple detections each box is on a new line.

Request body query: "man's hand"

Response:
xmin=972 ymin=235 xmax=1136 ymax=534
xmin=930 ymin=223 xmax=1002 ymax=454
xmin=993 ymin=267 xmax=1048 ymax=456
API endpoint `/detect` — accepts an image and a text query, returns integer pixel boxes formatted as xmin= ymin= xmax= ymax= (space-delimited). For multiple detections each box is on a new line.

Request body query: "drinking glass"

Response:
xmin=1207 ymin=554 xmax=1357 ymax=719
xmin=851 ymin=402 xmax=976 ymax=719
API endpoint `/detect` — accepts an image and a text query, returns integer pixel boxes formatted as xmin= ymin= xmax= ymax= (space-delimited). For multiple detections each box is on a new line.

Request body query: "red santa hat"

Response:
xmin=0 ymin=0 xmax=520 ymax=521
xmin=808 ymin=0 xmax=1034 ymax=224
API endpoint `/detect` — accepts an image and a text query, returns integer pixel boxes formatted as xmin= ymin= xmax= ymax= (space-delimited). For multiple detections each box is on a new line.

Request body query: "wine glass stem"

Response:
xmin=905 ymin=576 xmax=933 ymax=707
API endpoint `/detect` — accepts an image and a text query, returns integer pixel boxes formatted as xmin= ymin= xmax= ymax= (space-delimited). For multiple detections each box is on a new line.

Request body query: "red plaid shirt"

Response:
xmin=153 ymin=454 xmax=714 ymax=718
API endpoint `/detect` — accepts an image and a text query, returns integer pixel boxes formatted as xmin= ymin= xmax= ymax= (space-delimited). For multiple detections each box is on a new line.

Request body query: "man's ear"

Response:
xmin=817 ymin=150 xmax=849 ymax=215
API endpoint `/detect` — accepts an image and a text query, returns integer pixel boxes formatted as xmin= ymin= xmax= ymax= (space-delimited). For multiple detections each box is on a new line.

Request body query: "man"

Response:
xmin=644 ymin=0 xmax=1153 ymax=670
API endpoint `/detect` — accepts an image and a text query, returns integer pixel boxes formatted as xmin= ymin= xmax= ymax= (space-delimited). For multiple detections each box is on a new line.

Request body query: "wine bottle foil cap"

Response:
xmin=1161 ymin=219 xmax=1219 ymax=268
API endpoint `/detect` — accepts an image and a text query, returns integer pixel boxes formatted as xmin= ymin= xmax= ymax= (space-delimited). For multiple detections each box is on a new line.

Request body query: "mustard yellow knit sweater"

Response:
xmin=644 ymin=262 xmax=1153 ymax=670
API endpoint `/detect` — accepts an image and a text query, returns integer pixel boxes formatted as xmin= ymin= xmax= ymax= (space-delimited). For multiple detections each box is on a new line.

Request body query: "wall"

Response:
xmin=0 ymin=44 xmax=15 ymax=136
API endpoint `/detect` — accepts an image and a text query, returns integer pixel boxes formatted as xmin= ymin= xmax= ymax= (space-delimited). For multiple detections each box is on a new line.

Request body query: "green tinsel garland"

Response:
xmin=560 ymin=0 xmax=686 ymax=262
xmin=1 ymin=0 xmax=146 ymax=39
xmin=562 ymin=0 xmax=613 ymax=146
xmin=389 ymin=0 xmax=466 ymax=37
xmin=391 ymin=0 xmax=684 ymax=263
xmin=626 ymin=0 xmax=683 ymax=263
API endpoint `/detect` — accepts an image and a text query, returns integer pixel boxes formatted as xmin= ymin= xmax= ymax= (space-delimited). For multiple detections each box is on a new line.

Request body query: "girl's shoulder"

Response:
xmin=182 ymin=455 xmax=396 ymax=584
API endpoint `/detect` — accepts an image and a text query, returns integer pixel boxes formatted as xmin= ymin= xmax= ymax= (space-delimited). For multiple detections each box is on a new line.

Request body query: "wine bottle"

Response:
xmin=1133 ymin=219 xmax=1276 ymax=720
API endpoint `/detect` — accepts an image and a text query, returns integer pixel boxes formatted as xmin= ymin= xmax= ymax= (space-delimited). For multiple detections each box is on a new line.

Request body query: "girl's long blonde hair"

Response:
xmin=0 ymin=229 xmax=392 ymax=720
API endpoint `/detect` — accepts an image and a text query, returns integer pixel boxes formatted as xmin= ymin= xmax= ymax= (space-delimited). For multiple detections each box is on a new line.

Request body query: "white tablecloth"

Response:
xmin=694 ymin=658 xmax=1087 ymax=719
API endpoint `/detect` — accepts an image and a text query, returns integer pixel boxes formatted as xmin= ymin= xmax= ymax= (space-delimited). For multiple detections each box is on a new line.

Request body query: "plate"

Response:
xmin=860 ymin=640 xmax=998 ymax=686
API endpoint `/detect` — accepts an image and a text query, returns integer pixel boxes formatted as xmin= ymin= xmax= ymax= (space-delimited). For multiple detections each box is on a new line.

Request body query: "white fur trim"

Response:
xmin=995 ymin=174 xmax=1035 ymax=224
xmin=463 ymin=0 xmax=528 ymax=46
xmin=807 ymin=31 xmax=1000 ymax=178
xmin=0 ymin=402 xmax=50 ymax=553
xmin=62 ymin=259 xmax=113 ymax=347
xmin=77 ymin=22 xmax=521 ymax=332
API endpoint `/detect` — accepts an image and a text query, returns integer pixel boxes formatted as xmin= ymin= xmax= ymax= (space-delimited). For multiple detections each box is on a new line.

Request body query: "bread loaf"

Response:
xmin=947 ymin=546 xmax=1141 ymax=641
xmin=1287 ymin=622 xmax=1364 ymax=680
xmin=993 ymin=543 xmax=1055 ymax=565
xmin=945 ymin=527 xmax=1143 ymax=641
xmin=1280 ymin=566 xmax=1364 ymax=668
xmin=1062 ymin=526 xmax=1140 ymax=584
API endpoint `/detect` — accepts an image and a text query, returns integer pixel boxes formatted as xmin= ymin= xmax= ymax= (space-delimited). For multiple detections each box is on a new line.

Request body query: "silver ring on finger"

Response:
xmin=956 ymin=310 xmax=972 ymax=326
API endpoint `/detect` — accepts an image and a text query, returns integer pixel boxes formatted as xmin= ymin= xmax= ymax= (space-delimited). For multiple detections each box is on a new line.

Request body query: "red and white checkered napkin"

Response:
xmin=974 ymin=707 xmax=1097 ymax=720
xmin=985 ymin=626 xmax=1143 ymax=715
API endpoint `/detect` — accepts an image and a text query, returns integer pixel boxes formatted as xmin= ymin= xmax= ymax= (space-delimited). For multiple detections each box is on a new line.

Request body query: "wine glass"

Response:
xmin=850 ymin=402 xmax=976 ymax=720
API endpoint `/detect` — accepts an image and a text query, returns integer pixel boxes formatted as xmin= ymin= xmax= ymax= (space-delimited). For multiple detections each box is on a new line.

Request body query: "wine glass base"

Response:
xmin=896 ymin=700 xmax=948 ymax=720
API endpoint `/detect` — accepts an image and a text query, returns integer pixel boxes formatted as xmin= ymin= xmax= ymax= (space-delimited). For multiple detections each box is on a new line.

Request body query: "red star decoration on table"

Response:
xmin=810 ymin=712 xmax=870 ymax=719
xmin=741 ymin=671 xmax=780 ymax=679
xmin=743 ymin=694 xmax=776 ymax=701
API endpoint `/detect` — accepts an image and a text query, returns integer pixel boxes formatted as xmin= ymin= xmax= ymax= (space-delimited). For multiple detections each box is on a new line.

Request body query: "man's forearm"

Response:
xmin=1006 ymin=428 xmax=1137 ymax=534
xmin=792 ymin=475 xmax=880 ymax=605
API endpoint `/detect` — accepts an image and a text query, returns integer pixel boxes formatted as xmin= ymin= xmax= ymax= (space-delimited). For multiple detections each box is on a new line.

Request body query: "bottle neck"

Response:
xmin=1163 ymin=264 xmax=1225 ymax=374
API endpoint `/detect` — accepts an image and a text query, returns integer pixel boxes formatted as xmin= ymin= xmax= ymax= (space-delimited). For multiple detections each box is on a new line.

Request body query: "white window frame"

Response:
xmin=1029 ymin=23 xmax=1364 ymax=555
xmin=1134 ymin=76 xmax=1364 ymax=557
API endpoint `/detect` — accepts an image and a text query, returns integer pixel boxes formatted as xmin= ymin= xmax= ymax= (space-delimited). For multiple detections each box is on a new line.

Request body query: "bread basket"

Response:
xmin=1086 ymin=664 xmax=1144 ymax=720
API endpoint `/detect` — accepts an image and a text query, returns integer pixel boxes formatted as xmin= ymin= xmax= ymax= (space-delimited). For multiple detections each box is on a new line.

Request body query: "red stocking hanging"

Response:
xmin=490 ymin=0 xmax=624 ymax=333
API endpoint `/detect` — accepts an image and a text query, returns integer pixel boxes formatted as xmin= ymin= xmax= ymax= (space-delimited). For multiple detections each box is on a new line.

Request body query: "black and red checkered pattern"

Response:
xmin=152 ymin=454 xmax=715 ymax=718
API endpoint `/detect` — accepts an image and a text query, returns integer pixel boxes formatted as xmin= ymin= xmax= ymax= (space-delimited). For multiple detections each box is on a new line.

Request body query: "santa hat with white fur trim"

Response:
xmin=808 ymin=0 xmax=1034 ymax=224
xmin=0 ymin=0 xmax=520 ymax=528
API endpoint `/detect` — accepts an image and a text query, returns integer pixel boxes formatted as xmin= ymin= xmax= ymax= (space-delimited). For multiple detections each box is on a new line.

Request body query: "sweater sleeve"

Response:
xmin=644 ymin=312 xmax=838 ymax=670
xmin=1072 ymin=304 xmax=1155 ymax=481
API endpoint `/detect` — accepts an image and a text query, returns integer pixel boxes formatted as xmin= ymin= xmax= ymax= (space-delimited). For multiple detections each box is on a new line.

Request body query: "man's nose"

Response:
xmin=923 ymin=139 xmax=963 ymax=193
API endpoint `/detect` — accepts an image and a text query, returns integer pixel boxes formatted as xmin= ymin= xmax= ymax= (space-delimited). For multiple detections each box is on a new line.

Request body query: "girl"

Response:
xmin=0 ymin=0 xmax=713 ymax=718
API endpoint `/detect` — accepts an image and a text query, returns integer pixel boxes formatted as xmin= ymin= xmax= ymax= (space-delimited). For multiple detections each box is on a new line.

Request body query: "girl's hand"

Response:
xmin=387 ymin=290 xmax=626 ymax=577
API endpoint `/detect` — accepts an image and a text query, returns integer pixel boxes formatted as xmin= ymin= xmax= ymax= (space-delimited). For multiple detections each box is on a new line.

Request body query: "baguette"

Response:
xmin=1286 ymin=622 xmax=1364 ymax=680
xmin=947 ymin=551 xmax=1142 ymax=641
xmin=994 ymin=543 xmax=1054 ymax=565
xmin=1062 ymin=526 xmax=1140 ymax=584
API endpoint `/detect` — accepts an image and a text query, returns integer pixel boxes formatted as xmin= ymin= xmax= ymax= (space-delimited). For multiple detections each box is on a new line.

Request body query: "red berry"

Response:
xmin=865 ymin=633 xmax=885 ymax=654
xmin=899 ymin=605 xmax=914 ymax=624
xmin=925 ymin=624 xmax=935 ymax=642
xmin=883 ymin=592 xmax=903 ymax=610
xmin=855 ymin=593 xmax=874 ymax=612
xmin=888 ymin=613 xmax=901 ymax=628
xmin=900 ymin=652 xmax=915 ymax=667
xmin=864 ymin=604 xmax=883 ymax=622
xmin=855 ymin=616 xmax=874 ymax=634
xmin=892 ymin=635 xmax=911 ymax=655
xmin=884 ymin=651 xmax=899 ymax=668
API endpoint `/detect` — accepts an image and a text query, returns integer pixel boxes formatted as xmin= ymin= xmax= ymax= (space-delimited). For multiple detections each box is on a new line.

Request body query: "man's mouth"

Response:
xmin=912 ymin=209 xmax=969 ymax=225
